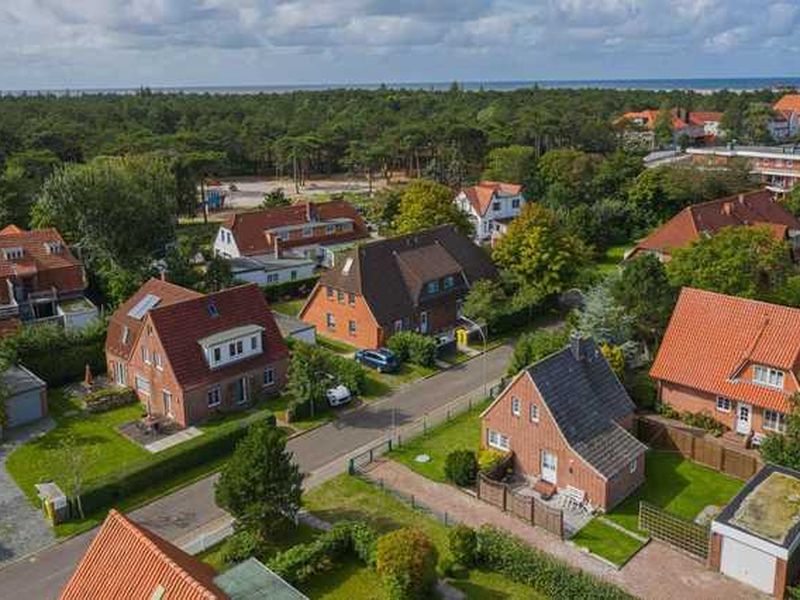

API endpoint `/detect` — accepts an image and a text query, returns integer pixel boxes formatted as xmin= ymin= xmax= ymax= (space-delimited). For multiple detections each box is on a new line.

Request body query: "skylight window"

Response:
xmin=342 ymin=257 xmax=354 ymax=275
xmin=207 ymin=301 xmax=219 ymax=317
xmin=127 ymin=294 xmax=161 ymax=320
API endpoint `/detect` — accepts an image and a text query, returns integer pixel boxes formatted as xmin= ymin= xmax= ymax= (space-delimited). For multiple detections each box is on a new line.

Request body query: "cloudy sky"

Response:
xmin=1 ymin=0 xmax=799 ymax=90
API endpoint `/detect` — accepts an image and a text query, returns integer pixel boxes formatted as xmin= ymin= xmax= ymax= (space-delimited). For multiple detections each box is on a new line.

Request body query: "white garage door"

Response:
xmin=720 ymin=536 xmax=776 ymax=594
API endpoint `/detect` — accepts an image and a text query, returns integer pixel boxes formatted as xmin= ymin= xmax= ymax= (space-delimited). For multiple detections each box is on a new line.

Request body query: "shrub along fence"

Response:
xmin=477 ymin=473 xmax=564 ymax=539
xmin=638 ymin=501 xmax=710 ymax=560
xmin=261 ymin=276 xmax=319 ymax=303
xmin=637 ymin=415 xmax=761 ymax=480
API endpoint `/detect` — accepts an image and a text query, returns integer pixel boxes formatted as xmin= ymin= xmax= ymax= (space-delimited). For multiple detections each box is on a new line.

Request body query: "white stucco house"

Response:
xmin=454 ymin=181 xmax=526 ymax=244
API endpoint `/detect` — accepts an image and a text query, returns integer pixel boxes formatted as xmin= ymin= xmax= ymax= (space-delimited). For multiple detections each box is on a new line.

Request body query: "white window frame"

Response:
xmin=511 ymin=396 xmax=521 ymax=417
xmin=251 ymin=335 xmax=258 ymax=350
xmin=348 ymin=320 xmax=357 ymax=336
xmin=487 ymin=429 xmax=510 ymax=451
xmin=141 ymin=346 xmax=151 ymax=365
xmin=162 ymin=389 xmax=173 ymax=417
xmin=764 ymin=410 xmax=787 ymax=433
xmin=303 ymin=226 xmax=314 ymax=238
xmin=629 ymin=458 xmax=637 ymax=474
xmin=443 ymin=276 xmax=454 ymax=290
xmin=394 ymin=319 xmax=403 ymax=333
xmin=135 ymin=375 xmax=151 ymax=395
xmin=530 ymin=403 xmax=539 ymax=423
xmin=716 ymin=397 xmax=731 ymax=413
xmin=753 ymin=365 xmax=785 ymax=389
xmin=207 ymin=386 xmax=221 ymax=408
xmin=263 ymin=367 xmax=275 ymax=387
xmin=326 ymin=313 xmax=336 ymax=330
xmin=426 ymin=281 xmax=439 ymax=294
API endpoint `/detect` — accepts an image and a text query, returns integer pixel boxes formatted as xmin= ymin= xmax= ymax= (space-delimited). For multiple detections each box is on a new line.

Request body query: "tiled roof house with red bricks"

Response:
xmin=454 ymin=181 xmax=526 ymax=243
xmin=626 ymin=189 xmax=800 ymax=262
xmin=299 ymin=224 xmax=497 ymax=350
xmin=617 ymin=109 xmax=723 ymax=148
xmin=481 ymin=336 xmax=646 ymax=511
xmin=60 ymin=509 xmax=306 ymax=600
xmin=0 ymin=225 xmax=97 ymax=337
xmin=106 ymin=279 xmax=288 ymax=427
xmin=651 ymin=287 xmax=800 ymax=441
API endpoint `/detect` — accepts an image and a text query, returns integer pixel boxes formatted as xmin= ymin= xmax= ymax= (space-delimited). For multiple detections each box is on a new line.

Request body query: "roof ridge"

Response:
xmin=107 ymin=510 xmax=219 ymax=600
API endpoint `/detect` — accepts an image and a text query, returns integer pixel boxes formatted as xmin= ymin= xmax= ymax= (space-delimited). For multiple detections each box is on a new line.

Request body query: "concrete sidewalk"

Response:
xmin=363 ymin=459 xmax=767 ymax=600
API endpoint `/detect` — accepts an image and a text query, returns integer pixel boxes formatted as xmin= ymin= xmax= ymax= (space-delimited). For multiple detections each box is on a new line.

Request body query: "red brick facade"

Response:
xmin=481 ymin=373 xmax=645 ymax=511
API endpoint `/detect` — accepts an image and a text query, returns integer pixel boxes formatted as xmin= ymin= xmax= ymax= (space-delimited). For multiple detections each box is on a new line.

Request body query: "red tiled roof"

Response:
xmin=650 ymin=288 xmax=800 ymax=413
xmin=223 ymin=200 xmax=367 ymax=256
xmin=461 ymin=181 xmax=524 ymax=215
xmin=60 ymin=509 xmax=227 ymax=600
xmin=147 ymin=284 xmax=289 ymax=390
xmin=687 ymin=111 xmax=723 ymax=126
xmin=106 ymin=278 xmax=203 ymax=362
xmin=0 ymin=227 xmax=86 ymax=303
xmin=618 ymin=110 xmax=689 ymax=131
xmin=775 ymin=94 xmax=800 ymax=114
xmin=631 ymin=189 xmax=800 ymax=258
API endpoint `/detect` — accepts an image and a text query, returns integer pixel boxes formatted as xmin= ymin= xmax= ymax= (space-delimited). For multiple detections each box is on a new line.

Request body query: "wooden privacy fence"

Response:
xmin=637 ymin=416 xmax=761 ymax=480
xmin=638 ymin=501 xmax=710 ymax=560
xmin=477 ymin=474 xmax=564 ymax=539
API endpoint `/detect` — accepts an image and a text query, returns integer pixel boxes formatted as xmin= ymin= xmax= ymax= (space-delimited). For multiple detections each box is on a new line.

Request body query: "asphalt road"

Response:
xmin=0 ymin=344 xmax=512 ymax=599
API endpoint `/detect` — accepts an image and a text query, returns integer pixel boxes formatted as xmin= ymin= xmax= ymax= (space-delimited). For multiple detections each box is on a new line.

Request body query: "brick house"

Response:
xmin=0 ymin=225 xmax=97 ymax=337
xmin=454 ymin=181 xmax=526 ymax=244
xmin=626 ymin=189 xmax=800 ymax=262
xmin=106 ymin=279 xmax=288 ymax=428
xmin=214 ymin=200 xmax=368 ymax=269
xmin=481 ymin=337 xmax=646 ymax=511
xmin=298 ymin=225 xmax=497 ymax=349
xmin=651 ymin=287 xmax=800 ymax=441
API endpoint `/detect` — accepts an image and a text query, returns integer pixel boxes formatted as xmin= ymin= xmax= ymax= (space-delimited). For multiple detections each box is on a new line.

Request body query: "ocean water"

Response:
xmin=4 ymin=77 xmax=800 ymax=96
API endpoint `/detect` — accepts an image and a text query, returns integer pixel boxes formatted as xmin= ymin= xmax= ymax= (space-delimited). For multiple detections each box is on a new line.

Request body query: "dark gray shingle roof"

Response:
xmin=528 ymin=337 xmax=646 ymax=478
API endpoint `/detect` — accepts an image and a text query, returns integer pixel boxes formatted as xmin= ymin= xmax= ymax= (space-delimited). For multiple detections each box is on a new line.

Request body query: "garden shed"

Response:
xmin=1 ymin=364 xmax=47 ymax=428
xmin=710 ymin=464 xmax=800 ymax=597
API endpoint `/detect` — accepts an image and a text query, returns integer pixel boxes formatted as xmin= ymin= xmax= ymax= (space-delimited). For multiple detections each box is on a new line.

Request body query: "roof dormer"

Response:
xmin=2 ymin=247 xmax=23 ymax=261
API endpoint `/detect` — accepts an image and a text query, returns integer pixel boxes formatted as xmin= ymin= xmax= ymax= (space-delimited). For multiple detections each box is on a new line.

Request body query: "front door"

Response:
xmin=736 ymin=403 xmax=752 ymax=434
xmin=236 ymin=377 xmax=249 ymax=405
xmin=541 ymin=450 xmax=558 ymax=485
xmin=419 ymin=311 xmax=429 ymax=334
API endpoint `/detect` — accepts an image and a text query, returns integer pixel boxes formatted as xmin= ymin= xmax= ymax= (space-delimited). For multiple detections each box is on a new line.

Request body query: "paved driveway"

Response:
xmin=0 ymin=420 xmax=56 ymax=566
xmin=0 ymin=344 xmax=513 ymax=599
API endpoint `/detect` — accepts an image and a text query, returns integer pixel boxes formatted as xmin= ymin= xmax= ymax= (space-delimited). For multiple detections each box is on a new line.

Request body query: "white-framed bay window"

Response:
xmin=487 ymin=429 xmax=510 ymax=451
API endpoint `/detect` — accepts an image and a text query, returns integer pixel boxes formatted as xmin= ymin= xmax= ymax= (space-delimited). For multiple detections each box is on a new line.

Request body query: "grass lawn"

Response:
xmin=302 ymin=474 xmax=547 ymax=599
xmin=361 ymin=363 xmax=438 ymax=400
xmin=571 ymin=518 xmax=646 ymax=567
xmin=606 ymin=451 xmax=744 ymax=534
xmin=267 ymin=393 xmax=333 ymax=432
xmin=318 ymin=335 xmax=358 ymax=355
xmin=389 ymin=399 xmax=491 ymax=482
xmin=271 ymin=298 xmax=306 ymax=317
xmin=592 ymin=244 xmax=628 ymax=277
xmin=6 ymin=388 xmax=276 ymax=537
xmin=439 ymin=350 xmax=473 ymax=366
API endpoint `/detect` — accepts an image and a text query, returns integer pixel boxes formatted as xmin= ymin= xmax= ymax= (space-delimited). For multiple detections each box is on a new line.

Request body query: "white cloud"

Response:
xmin=0 ymin=0 xmax=797 ymax=88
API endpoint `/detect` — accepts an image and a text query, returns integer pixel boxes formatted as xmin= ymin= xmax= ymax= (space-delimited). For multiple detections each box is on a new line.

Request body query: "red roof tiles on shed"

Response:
xmin=651 ymin=288 xmax=800 ymax=413
xmin=60 ymin=509 xmax=227 ymax=600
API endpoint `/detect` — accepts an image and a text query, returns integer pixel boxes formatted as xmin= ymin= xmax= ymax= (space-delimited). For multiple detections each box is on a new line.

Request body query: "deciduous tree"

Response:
xmin=394 ymin=179 xmax=472 ymax=236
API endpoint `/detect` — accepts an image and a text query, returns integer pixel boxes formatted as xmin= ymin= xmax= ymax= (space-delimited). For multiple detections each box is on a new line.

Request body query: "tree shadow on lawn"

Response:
xmin=300 ymin=555 xmax=382 ymax=599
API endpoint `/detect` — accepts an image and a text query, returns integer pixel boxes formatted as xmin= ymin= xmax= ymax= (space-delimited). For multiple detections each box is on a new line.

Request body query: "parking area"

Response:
xmin=0 ymin=420 xmax=56 ymax=565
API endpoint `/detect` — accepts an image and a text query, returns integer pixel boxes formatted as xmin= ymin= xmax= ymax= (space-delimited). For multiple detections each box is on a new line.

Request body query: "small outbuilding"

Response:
xmin=271 ymin=311 xmax=316 ymax=346
xmin=710 ymin=464 xmax=800 ymax=597
xmin=1 ymin=364 xmax=47 ymax=428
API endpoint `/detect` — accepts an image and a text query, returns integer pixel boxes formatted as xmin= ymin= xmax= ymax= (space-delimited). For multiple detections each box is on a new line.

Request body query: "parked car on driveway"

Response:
xmin=325 ymin=384 xmax=352 ymax=407
xmin=354 ymin=348 xmax=399 ymax=373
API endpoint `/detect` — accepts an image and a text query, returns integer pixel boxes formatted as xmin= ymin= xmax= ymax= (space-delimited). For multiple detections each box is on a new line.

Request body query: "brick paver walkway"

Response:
xmin=364 ymin=460 xmax=766 ymax=600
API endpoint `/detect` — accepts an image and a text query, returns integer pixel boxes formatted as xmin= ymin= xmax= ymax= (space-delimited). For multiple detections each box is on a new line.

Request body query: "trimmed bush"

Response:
xmin=261 ymin=276 xmax=319 ymax=303
xmin=444 ymin=450 xmax=478 ymax=487
xmin=268 ymin=521 xmax=379 ymax=584
xmin=478 ymin=449 xmax=506 ymax=474
xmin=475 ymin=526 xmax=634 ymax=600
xmin=221 ymin=529 xmax=264 ymax=565
xmin=387 ymin=331 xmax=437 ymax=368
xmin=448 ymin=524 xmax=477 ymax=567
xmin=84 ymin=387 xmax=137 ymax=413
xmin=0 ymin=320 xmax=107 ymax=387
xmin=79 ymin=412 xmax=276 ymax=515
xmin=375 ymin=528 xmax=438 ymax=600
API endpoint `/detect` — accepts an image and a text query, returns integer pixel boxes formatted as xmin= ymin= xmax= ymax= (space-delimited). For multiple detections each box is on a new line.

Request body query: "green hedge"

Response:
xmin=0 ymin=321 xmax=107 ymax=386
xmin=79 ymin=412 xmax=276 ymax=515
xmin=269 ymin=521 xmax=378 ymax=585
xmin=387 ymin=331 xmax=437 ymax=368
xmin=261 ymin=276 xmax=319 ymax=303
xmin=84 ymin=387 xmax=137 ymax=413
xmin=475 ymin=526 xmax=634 ymax=600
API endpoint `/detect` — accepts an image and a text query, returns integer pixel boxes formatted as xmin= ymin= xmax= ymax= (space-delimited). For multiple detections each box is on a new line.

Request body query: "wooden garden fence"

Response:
xmin=638 ymin=501 xmax=710 ymax=560
xmin=477 ymin=474 xmax=564 ymax=539
xmin=637 ymin=415 xmax=761 ymax=480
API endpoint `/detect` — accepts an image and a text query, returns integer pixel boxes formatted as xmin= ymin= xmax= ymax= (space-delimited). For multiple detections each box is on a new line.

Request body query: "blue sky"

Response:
xmin=1 ymin=0 xmax=799 ymax=90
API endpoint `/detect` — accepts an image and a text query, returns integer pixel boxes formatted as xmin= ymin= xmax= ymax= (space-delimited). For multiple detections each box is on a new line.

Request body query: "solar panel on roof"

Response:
xmin=127 ymin=294 xmax=161 ymax=320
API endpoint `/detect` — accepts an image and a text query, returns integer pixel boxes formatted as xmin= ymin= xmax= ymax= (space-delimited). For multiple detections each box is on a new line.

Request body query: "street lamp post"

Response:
xmin=459 ymin=315 xmax=488 ymax=398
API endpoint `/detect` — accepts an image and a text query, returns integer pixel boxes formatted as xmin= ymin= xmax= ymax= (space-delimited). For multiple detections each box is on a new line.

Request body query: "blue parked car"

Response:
xmin=355 ymin=348 xmax=400 ymax=373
